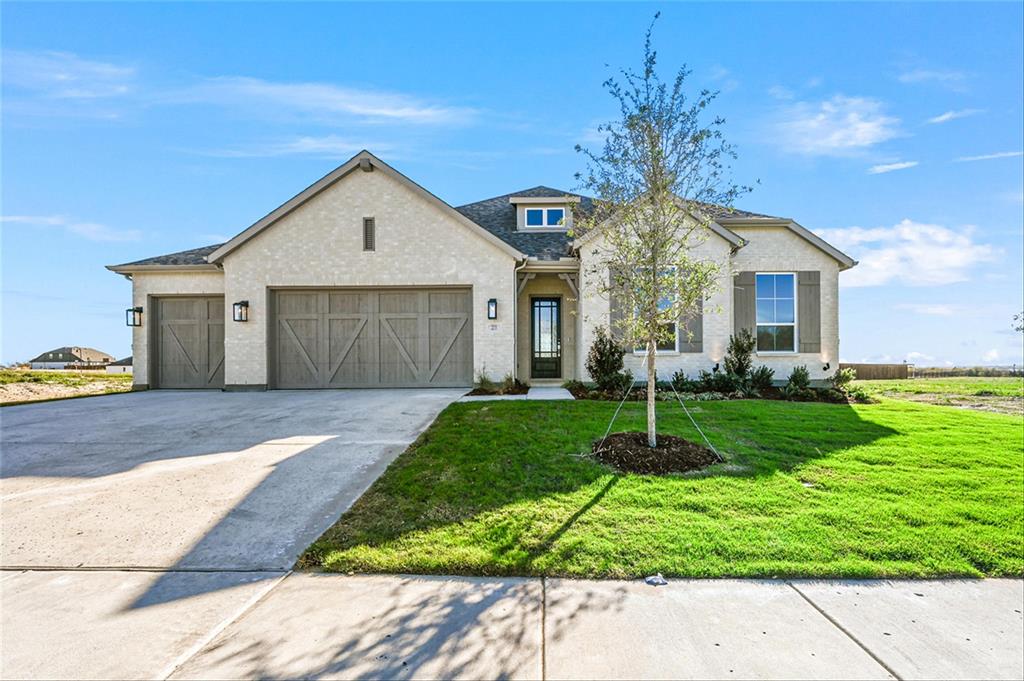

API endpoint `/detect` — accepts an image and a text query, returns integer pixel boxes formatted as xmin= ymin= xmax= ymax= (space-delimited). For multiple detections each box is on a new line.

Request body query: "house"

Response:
xmin=106 ymin=150 xmax=856 ymax=391
xmin=106 ymin=357 xmax=133 ymax=374
xmin=28 ymin=346 xmax=115 ymax=370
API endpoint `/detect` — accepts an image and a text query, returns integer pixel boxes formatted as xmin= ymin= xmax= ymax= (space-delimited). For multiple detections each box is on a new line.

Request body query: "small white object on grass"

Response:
xmin=645 ymin=573 xmax=669 ymax=586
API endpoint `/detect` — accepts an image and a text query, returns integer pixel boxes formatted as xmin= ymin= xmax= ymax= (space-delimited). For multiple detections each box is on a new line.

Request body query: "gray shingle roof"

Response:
xmin=113 ymin=243 xmax=223 ymax=267
xmin=29 ymin=346 xmax=115 ymax=363
xmin=455 ymin=186 xmax=589 ymax=261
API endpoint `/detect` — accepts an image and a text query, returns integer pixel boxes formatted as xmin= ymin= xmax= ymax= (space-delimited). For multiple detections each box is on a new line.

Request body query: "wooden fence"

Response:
xmin=839 ymin=363 xmax=910 ymax=380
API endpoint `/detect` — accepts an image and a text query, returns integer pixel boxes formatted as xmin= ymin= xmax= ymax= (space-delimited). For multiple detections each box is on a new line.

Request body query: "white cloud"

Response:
xmin=926 ymin=109 xmax=983 ymax=124
xmin=0 ymin=215 xmax=141 ymax=242
xmin=767 ymin=85 xmax=795 ymax=100
xmin=708 ymin=65 xmax=738 ymax=92
xmin=774 ymin=96 xmax=900 ymax=156
xmin=868 ymin=161 xmax=918 ymax=174
xmin=906 ymin=351 xmax=935 ymax=363
xmin=2 ymin=50 xmax=136 ymax=98
xmin=176 ymin=76 xmax=477 ymax=125
xmin=816 ymin=219 xmax=997 ymax=287
xmin=895 ymin=303 xmax=957 ymax=316
xmin=196 ymin=135 xmax=396 ymax=159
xmin=197 ymin=233 xmax=232 ymax=243
xmin=898 ymin=68 xmax=968 ymax=88
xmin=956 ymin=151 xmax=1023 ymax=162
xmin=982 ymin=348 xmax=1000 ymax=363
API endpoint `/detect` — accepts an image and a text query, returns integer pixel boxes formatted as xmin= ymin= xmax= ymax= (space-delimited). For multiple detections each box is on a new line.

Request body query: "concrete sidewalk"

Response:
xmin=4 ymin=572 xmax=1019 ymax=680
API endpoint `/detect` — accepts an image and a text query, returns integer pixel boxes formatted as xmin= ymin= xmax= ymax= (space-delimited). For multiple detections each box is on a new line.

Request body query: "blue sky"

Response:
xmin=2 ymin=2 xmax=1022 ymax=367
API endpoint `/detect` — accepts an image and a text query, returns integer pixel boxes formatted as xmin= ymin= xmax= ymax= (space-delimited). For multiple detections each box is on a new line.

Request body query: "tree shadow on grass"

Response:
xmin=307 ymin=399 xmax=900 ymax=573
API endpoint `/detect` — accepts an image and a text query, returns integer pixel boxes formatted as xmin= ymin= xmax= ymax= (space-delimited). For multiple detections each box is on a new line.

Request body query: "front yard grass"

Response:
xmin=301 ymin=398 xmax=1023 ymax=579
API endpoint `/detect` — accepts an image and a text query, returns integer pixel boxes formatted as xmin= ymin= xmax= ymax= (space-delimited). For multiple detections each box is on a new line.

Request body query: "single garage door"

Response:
xmin=153 ymin=297 xmax=225 ymax=389
xmin=271 ymin=288 xmax=472 ymax=388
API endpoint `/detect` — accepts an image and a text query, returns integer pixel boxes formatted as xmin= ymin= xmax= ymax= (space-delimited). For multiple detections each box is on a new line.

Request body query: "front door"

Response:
xmin=531 ymin=297 xmax=561 ymax=379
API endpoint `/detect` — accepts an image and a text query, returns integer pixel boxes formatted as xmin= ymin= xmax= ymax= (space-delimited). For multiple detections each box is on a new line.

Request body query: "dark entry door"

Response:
xmin=531 ymin=297 xmax=561 ymax=378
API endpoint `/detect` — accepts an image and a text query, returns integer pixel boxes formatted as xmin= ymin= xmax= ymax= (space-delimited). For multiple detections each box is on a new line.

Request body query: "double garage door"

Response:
xmin=271 ymin=288 xmax=473 ymax=388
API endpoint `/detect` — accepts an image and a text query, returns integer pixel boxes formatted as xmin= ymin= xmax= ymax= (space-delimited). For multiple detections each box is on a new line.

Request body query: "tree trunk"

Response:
xmin=647 ymin=338 xmax=657 ymax=448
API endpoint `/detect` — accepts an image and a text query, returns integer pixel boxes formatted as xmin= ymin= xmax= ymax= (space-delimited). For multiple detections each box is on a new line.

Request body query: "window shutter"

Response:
xmin=679 ymin=298 xmax=703 ymax=353
xmin=798 ymin=271 xmax=821 ymax=353
xmin=608 ymin=267 xmax=625 ymax=342
xmin=733 ymin=271 xmax=756 ymax=335
xmin=363 ymin=217 xmax=375 ymax=251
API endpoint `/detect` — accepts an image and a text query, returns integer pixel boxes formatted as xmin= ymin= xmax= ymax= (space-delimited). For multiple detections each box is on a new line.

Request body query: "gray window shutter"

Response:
xmin=679 ymin=299 xmax=703 ymax=353
xmin=733 ymin=271 xmax=756 ymax=335
xmin=798 ymin=271 xmax=821 ymax=353
xmin=363 ymin=217 xmax=376 ymax=251
xmin=608 ymin=267 xmax=625 ymax=342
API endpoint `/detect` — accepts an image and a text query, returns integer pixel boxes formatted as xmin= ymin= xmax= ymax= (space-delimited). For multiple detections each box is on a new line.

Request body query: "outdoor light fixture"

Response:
xmin=823 ymin=362 xmax=831 ymax=371
xmin=232 ymin=300 xmax=250 ymax=322
xmin=487 ymin=298 xmax=497 ymax=320
xmin=713 ymin=362 xmax=720 ymax=373
xmin=125 ymin=306 xmax=143 ymax=327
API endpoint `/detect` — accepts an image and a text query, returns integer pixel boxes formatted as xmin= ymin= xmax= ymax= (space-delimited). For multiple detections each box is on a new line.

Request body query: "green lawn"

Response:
xmin=856 ymin=377 xmax=1023 ymax=398
xmin=301 ymin=398 xmax=1024 ymax=579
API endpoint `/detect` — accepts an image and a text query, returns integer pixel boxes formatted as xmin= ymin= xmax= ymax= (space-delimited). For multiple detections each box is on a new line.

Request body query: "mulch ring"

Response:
xmin=593 ymin=432 xmax=718 ymax=475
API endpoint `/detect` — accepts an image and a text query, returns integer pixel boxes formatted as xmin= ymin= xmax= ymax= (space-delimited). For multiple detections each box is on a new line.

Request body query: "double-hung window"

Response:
xmin=755 ymin=273 xmax=796 ymax=352
xmin=633 ymin=271 xmax=678 ymax=353
xmin=524 ymin=207 xmax=566 ymax=228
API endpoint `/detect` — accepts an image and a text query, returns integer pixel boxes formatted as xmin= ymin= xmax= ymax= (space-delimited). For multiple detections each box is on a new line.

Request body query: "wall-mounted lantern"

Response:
xmin=125 ymin=306 xmax=143 ymax=327
xmin=487 ymin=298 xmax=498 ymax=320
xmin=232 ymin=300 xmax=250 ymax=322
xmin=823 ymin=362 xmax=831 ymax=371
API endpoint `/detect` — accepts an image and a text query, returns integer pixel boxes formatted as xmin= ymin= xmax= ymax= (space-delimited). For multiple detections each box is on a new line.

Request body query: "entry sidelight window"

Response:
xmin=363 ymin=217 xmax=376 ymax=251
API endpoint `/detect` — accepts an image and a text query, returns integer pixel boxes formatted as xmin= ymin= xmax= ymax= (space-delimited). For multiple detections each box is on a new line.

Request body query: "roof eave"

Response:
xmin=105 ymin=264 xmax=222 ymax=274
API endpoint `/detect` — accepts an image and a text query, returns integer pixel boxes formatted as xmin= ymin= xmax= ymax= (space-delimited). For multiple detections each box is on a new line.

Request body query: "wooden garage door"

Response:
xmin=272 ymin=289 xmax=472 ymax=388
xmin=154 ymin=297 xmax=225 ymax=389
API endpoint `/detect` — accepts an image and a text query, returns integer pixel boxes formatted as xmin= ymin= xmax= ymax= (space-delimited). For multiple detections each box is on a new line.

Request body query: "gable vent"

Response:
xmin=363 ymin=217 xmax=376 ymax=251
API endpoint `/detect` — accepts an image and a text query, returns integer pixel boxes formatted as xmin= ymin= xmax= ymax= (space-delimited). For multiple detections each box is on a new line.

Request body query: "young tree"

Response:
xmin=572 ymin=14 xmax=751 ymax=448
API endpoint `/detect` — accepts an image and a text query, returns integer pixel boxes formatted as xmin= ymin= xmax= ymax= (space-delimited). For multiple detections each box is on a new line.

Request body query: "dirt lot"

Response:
xmin=0 ymin=370 xmax=133 ymax=405
xmin=854 ymin=377 xmax=1024 ymax=416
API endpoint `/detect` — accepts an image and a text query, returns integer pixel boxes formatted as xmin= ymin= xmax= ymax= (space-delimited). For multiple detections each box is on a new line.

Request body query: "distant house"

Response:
xmin=28 ymin=347 xmax=115 ymax=370
xmin=106 ymin=356 xmax=133 ymax=374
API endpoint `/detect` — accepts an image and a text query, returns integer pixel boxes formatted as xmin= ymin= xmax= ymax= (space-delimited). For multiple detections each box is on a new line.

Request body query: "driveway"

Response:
xmin=0 ymin=389 xmax=462 ymax=678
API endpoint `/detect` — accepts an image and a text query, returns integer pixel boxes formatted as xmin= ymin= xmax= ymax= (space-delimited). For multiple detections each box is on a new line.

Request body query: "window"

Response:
xmin=523 ymin=207 xmax=566 ymax=228
xmin=634 ymin=295 xmax=678 ymax=353
xmin=756 ymin=273 xmax=796 ymax=352
xmin=363 ymin=217 xmax=375 ymax=251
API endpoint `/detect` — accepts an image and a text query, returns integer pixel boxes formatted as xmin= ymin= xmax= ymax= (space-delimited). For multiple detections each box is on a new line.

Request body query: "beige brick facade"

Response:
xmin=217 ymin=167 xmax=517 ymax=387
xmin=122 ymin=155 xmax=847 ymax=390
xmin=577 ymin=225 xmax=843 ymax=384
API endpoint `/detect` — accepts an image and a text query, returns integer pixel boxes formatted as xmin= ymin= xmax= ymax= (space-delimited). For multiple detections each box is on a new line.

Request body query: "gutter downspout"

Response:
xmin=512 ymin=258 xmax=530 ymax=381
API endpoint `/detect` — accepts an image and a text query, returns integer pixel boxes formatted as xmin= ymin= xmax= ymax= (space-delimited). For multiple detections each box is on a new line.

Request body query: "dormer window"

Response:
xmin=511 ymin=193 xmax=580 ymax=231
xmin=525 ymin=207 xmax=565 ymax=227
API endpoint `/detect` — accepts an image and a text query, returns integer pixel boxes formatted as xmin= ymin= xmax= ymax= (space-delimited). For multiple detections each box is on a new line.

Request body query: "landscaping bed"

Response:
xmin=593 ymin=432 xmax=717 ymax=474
xmin=301 ymin=398 xmax=1024 ymax=579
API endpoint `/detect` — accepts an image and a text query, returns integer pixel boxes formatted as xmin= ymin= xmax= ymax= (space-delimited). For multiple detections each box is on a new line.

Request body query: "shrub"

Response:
xmin=697 ymin=369 xmax=739 ymax=393
xmin=723 ymin=329 xmax=756 ymax=379
xmin=830 ymin=367 xmax=857 ymax=392
xmin=670 ymin=369 xmax=699 ymax=393
xmin=586 ymin=326 xmax=627 ymax=391
xmin=500 ymin=373 xmax=527 ymax=394
xmin=476 ymin=368 xmax=497 ymax=392
xmin=750 ymin=365 xmax=775 ymax=391
xmin=786 ymin=365 xmax=811 ymax=391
